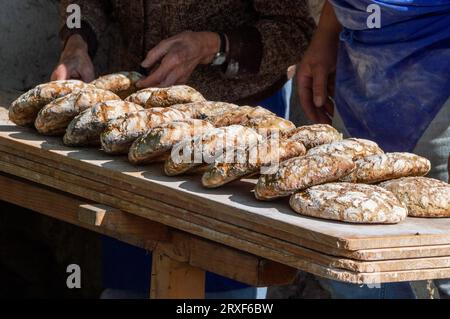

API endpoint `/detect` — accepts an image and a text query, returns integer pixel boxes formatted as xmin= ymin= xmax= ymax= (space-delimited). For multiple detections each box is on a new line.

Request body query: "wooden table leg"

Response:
xmin=150 ymin=249 xmax=205 ymax=299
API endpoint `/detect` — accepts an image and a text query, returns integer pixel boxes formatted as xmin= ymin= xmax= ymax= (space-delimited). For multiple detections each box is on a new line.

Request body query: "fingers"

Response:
xmin=311 ymin=65 xmax=328 ymax=108
xmin=78 ymin=60 xmax=96 ymax=82
xmin=297 ymin=69 xmax=319 ymax=123
xmin=137 ymin=50 xmax=185 ymax=88
xmin=51 ymin=64 xmax=69 ymax=81
xmin=141 ymin=38 xmax=174 ymax=69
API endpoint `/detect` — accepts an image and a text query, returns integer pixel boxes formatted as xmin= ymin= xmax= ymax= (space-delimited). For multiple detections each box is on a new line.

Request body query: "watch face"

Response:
xmin=212 ymin=53 xmax=227 ymax=66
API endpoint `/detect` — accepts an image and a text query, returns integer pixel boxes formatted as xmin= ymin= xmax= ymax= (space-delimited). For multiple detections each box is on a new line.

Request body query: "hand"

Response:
xmin=296 ymin=2 xmax=341 ymax=124
xmin=51 ymin=34 xmax=95 ymax=82
xmin=136 ymin=31 xmax=220 ymax=88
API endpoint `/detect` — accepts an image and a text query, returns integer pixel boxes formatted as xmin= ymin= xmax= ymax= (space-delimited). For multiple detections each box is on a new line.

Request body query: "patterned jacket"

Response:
xmin=60 ymin=0 xmax=314 ymax=104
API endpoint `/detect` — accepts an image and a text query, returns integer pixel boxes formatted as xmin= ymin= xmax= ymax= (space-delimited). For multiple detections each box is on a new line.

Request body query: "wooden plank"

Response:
xmin=2 ymin=114 xmax=450 ymax=252
xmin=150 ymin=249 xmax=205 ymax=299
xmin=0 ymin=172 xmax=296 ymax=287
xmin=4 ymin=150 xmax=450 ymax=272
xmin=4 ymin=162 xmax=450 ymax=284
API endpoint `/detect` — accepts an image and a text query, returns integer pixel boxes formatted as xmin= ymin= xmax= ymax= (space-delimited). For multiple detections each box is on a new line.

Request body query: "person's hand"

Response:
xmin=136 ymin=31 xmax=220 ymax=88
xmin=296 ymin=29 xmax=339 ymax=124
xmin=51 ymin=34 xmax=95 ymax=82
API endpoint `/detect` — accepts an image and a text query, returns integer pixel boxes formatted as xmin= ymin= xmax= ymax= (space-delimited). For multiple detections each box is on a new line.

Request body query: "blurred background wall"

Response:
xmin=0 ymin=0 xmax=60 ymax=91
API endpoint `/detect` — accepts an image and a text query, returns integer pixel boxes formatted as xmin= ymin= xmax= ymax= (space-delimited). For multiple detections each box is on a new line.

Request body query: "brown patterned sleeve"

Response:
xmin=59 ymin=0 xmax=112 ymax=57
xmin=226 ymin=0 xmax=315 ymax=77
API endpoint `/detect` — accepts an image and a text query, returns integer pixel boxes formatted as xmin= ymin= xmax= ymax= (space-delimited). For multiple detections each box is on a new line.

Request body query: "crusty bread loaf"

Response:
xmin=307 ymin=138 xmax=384 ymax=160
xmin=202 ymin=139 xmax=306 ymax=188
xmin=164 ymin=125 xmax=262 ymax=176
xmin=144 ymin=85 xmax=206 ymax=108
xmin=125 ymin=88 xmax=159 ymax=106
xmin=341 ymin=152 xmax=431 ymax=183
xmin=380 ymin=177 xmax=450 ymax=217
xmin=63 ymin=100 xmax=143 ymax=146
xmin=129 ymin=119 xmax=214 ymax=164
xmin=9 ymin=80 xmax=94 ymax=126
xmin=169 ymin=101 xmax=240 ymax=119
xmin=254 ymin=153 xmax=355 ymax=200
xmin=91 ymin=72 xmax=143 ymax=99
xmin=244 ymin=115 xmax=296 ymax=135
xmin=290 ymin=183 xmax=408 ymax=224
xmin=208 ymin=106 xmax=274 ymax=127
xmin=35 ymin=88 xmax=120 ymax=136
xmin=285 ymin=124 xmax=343 ymax=149
xmin=101 ymin=107 xmax=192 ymax=155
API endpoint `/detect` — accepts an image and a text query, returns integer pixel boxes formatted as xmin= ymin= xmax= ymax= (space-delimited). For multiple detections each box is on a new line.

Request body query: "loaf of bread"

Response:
xmin=170 ymin=101 xmax=240 ymax=119
xmin=101 ymin=107 xmax=192 ymax=155
xmin=202 ymin=139 xmax=306 ymax=188
xmin=63 ymin=100 xmax=143 ymax=146
xmin=129 ymin=119 xmax=214 ymax=164
xmin=290 ymin=183 xmax=408 ymax=224
xmin=91 ymin=72 xmax=143 ymax=99
xmin=9 ymin=80 xmax=94 ymax=126
xmin=35 ymin=88 xmax=120 ymax=136
xmin=144 ymin=85 xmax=206 ymax=108
xmin=255 ymin=153 xmax=355 ymax=200
xmin=164 ymin=125 xmax=262 ymax=176
xmin=307 ymin=138 xmax=384 ymax=160
xmin=341 ymin=152 xmax=431 ymax=184
xmin=380 ymin=177 xmax=450 ymax=217
xmin=244 ymin=115 xmax=296 ymax=135
xmin=125 ymin=88 xmax=159 ymax=106
xmin=208 ymin=106 xmax=274 ymax=127
xmin=285 ymin=124 xmax=343 ymax=149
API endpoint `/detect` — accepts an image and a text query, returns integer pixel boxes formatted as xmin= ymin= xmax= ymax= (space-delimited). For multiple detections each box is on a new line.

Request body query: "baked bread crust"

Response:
xmin=208 ymin=106 xmax=274 ymax=127
xmin=255 ymin=153 xmax=355 ymax=200
xmin=290 ymin=183 xmax=408 ymax=224
xmin=285 ymin=124 xmax=343 ymax=149
xmin=91 ymin=72 xmax=143 ymax=99
xmin=202 ymin=139 xmax=306 ymax=188
xmin=144 ymin=85 xmax=206 ymax=108
xmin=244 ymin=115 xmax=296 ymax=135
xmin=341 ymin=152 xmax=431 ymax=184
xmin=125 ymin=88 xmax=159 ymax=106
xmin=170 ymin=101 xmax=240 ymax=119
xmin=128 ymin=119 xmax=214 ymax=164
xmin=35 ymin=88 xmax=120 ymax=136
xmin=101 ymin=107 xmax=192 ymax=154
xmin=9 ymin=80 xmax=94 ymax=126
xmin=63 ymin=100 xmax=143 ymax=146
xmin=164 ymin=125 xmax=261 ymax=176
xmin=380 ymin=177 xmax=450 ymax=217
xmin=307 ymin=138 xmax=384 ymax=160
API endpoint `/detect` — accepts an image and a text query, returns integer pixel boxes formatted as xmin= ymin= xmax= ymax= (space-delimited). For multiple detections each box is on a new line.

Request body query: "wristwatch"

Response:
xmin=211 ymin=33 xmax=228 ymax=66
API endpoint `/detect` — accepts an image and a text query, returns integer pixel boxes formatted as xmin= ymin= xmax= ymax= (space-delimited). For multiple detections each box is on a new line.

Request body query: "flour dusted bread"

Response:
xmin=125 ymin=88 xmax=159 ymax=106
xmin=9 ymin=80 xmax=94 ymax=126
xmin=63 ymin=100 xmax=143 ymax=146
xmin=286 ymin=124 xmax=342 ymax=149
xmin=144 ymin=85 xmax=206 ymax=108
xmin=164 ymin=125 xmax=261 ymax=176
xmin=170 ymin=101 xmax=240 ymax=119
xmin=35 ymin=88 xmax=120 ymax=135
xmin=307 ymin=138 xmax=384 ymax=160
xmin=380 ymin=177 xmax=450 ymax=217
xmin=101 ymin=107 xmax=192 ymax=155
xmin=290 ymin=183 xmax=408 ymax=224
xmin=244 ymin=115 xmax=296 ymax=135
xmin=91 ymin=72 xmax=143 ymax=99
xmin=129 ymin=119 xmax=214 ymax=164
xmin=255 ymin=153 xmax=355 ymax=200
xmin=341 ymin=152 xmax=431 ymax=183
xmin=202 ymin=139 xmax=306 ymax=188
xmin=208 ymin=106 xmax=274 ymax=127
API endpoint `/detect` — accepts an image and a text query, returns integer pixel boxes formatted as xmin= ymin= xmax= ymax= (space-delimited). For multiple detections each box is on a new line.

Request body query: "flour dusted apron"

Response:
xmin=330 ymin=0 xmax=450 ymax=152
